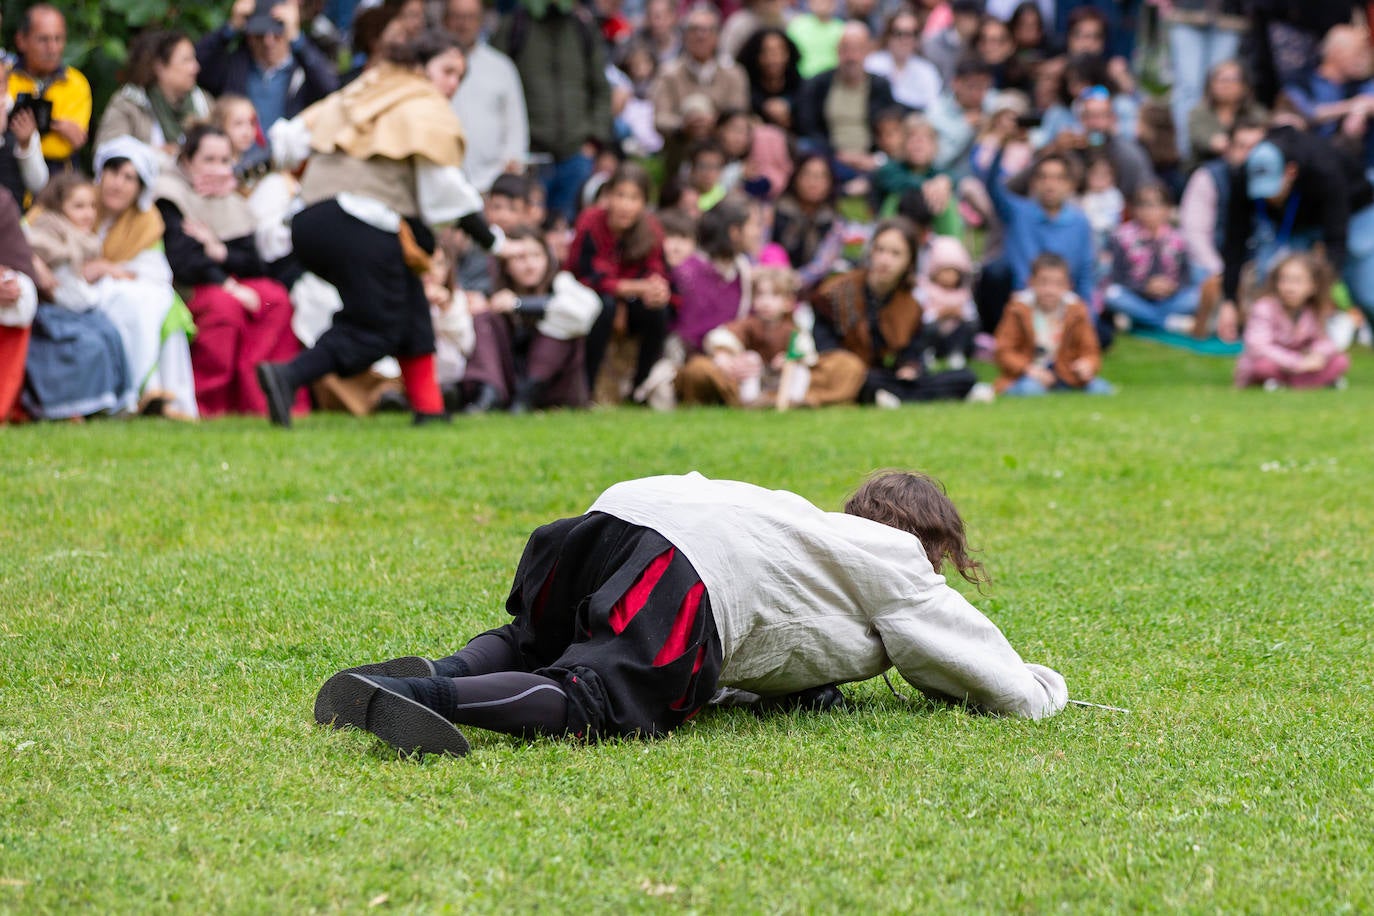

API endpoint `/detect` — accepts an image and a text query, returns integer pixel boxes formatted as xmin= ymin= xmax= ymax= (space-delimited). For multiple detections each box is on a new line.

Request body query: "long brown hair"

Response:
xmin=1264 ymin=252 xmax=1335 ymax=319
xmin=844 ymin=470 xmax=989 ymax=588
xmin=496 ymin=225 xmax=559 ymax=295
xmin=605 ymin=162 xmax=660 ymax=263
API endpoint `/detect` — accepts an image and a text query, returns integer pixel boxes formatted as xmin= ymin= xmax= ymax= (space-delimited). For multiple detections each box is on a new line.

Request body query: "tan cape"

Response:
xmin=300 ymin=63 xmax=466 ymax=168
xmin=25 ymin=208 xmax=103 ymax=273
xmin=152 ymin=167 xmax=259 ymax=243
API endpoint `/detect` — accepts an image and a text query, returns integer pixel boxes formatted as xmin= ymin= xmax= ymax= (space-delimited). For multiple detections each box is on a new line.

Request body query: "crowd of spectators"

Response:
xmin=1 ymin=0 xmax=1370 ymax=424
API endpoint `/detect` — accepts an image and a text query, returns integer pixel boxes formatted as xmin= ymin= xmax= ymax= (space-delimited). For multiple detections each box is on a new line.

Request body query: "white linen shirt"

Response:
xmin=590 ymin=473 xmax=1068 ymax=719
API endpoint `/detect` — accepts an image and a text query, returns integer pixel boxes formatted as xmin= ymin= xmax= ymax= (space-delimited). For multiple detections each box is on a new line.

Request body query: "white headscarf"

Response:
xmin=94 ymin=136 xmax=161 ymax=212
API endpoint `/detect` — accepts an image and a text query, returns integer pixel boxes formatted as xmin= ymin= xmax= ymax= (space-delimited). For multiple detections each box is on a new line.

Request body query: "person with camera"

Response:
xmin=0 ymin=60 xmax=48 ymax=211
xmin=195 ymin=0 xmax=339 ymax=138
xmin=6 ymin=4 xmax=91 ymax=172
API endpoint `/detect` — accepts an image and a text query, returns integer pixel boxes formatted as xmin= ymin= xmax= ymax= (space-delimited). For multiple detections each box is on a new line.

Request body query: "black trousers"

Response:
xmin=290 ymin=200 xmax=435 ymax=381
xmin=583 ymin=294 xmax=669 ymax=391
xmin=478 ymin=512 xmax=724 ymax=739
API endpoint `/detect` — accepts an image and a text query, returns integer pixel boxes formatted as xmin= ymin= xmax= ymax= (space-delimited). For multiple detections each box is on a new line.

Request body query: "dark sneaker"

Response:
xmin=313 ymin=656 xmax=435 ymax=725
xmin=411 ymin=411 xmax=452 ymax=426
xmin=314 ymin=672 xmax=469 ymax=757
xmin=256 ymin=362 xmax=294 ymax=429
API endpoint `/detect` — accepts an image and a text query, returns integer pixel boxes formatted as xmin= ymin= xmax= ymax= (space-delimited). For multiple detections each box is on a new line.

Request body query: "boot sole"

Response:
xmin=315 ymin=672 xmax=469 ymax=758
xmin=313 ymin=656 xmax=436 ymax=725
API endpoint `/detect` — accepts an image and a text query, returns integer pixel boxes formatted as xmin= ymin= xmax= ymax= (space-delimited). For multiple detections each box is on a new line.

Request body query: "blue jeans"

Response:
xmin=1004 ymin=374 xmax=1115 ymax=396
xmin=538 ymin=154 xmax=594 ymax=223
xmin=1343 ymin=203 xmax=1374 ymax=325
xmin=1168 ymin=23 xmax=1242 ymax=159
xmin=1103 ymin=283 xmax=1199 ymax=328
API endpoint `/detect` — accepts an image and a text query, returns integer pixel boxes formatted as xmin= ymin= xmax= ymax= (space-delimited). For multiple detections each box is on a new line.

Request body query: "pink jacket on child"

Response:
xmin=1235 ymin=297 xmax=1342 ymax=387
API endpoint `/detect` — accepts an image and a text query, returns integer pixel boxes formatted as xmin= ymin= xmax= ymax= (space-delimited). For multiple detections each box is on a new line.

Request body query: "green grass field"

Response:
xmin=3 ymin=338 xmax=1372 ymax=913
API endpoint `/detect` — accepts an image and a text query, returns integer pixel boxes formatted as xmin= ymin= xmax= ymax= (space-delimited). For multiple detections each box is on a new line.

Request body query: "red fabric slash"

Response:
xmin=609 ymin=548 xmax=676 ymax=634
xmin=654 ymin=581 xmax=704 ymax=667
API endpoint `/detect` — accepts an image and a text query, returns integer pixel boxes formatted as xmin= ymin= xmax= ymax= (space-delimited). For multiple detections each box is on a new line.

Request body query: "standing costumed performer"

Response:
xmin=257 ymin=32 xmax=502 ymax=427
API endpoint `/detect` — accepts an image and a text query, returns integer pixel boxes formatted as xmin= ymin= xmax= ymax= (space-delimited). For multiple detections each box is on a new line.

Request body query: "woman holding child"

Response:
xmin=809 ymin=217 xmax=977 ymax=406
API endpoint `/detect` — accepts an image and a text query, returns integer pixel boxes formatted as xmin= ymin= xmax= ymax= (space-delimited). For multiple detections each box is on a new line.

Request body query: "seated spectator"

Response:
xmin=737 ymin=27 xmax=804 ymax=131
xmin=787 ymin=0 xmax=846 ymax=80
xmin=155 ymin=125 xmax=302 ymax=418
xmin=637 ymin=0 xmax=682 ymax=66
xmin=685 ymin=140 xmax=729 ymax=211
xmin=1040 ymin=84 xmax=1154 ymax=197
xmin=456 ymin=173 xmax=530 ymax=305
xmin=974 ymin=131 xmax=1096 ymax=333
xmin=1008 ymin=1 xmax=1060 ymax=62
xmin=671 ymin=197 xmax=761 ymax=359
xmin=37 ymin=140 xmax=197 ymax=419
xmin=8 ymin=5 xmax=91 ymax=171
xmin=718 ymin=109 xmax=792 ymax=200
xmin=1179 ymin=116 xmax=1267 ymax=340
xmin=1223 ymin=125 xmax=1374 ymax=333
xmin=914 ymin=234 xmax=979 ymax=369
xmin=463 ymin=227 xmax=598 ymax=413
xmin=610 ymin=40 xmax=664 ymax=157
xmin=923 ymin=0 xmax=983 ymax=85
xmin=0 ymin=192 xmax=39 ymax=422
xmin=1103 ymin=184 xmax=1197 ymax=331
xmin=446 ymin=0 xmax=529 ymax=193
xmin=1187 ymin=60 xmax=1268 ymax=167
xmin=874 ymin=113 xmax=962 ymax=237
xmin=795 ymin=23 xmax=900 ymax=183
xmin=720 ymin=0 xmax=790 ymax=61
xmin=1235 ymin=253 xmax=1350 ymax=390
xmin=678 ymin=265 xmax=815 ymax=407
xmin=95 ymin=31 xmax=212 ymax=159
xmin=0 ymin=61 xmax=48 ymax=212
xmin=1161 ymin=0 xmax=1246 ymax=160
xmin=567 ymin=162 xmax=671 ymax=395
xmin=865 ymin=8 xmax=943 ymax=112
xmin=808 ymin=217 xmax=977 ymax=406
xmin=658 ymin=208 xmax=698 ymax=270
xmin=209 ymin=95 xmax=271 ymax=188
xmin=1060 ymin=6 xmax=1137 ymax=100
xmin=972 ymin=16 xmax=1027 ymax=95
xmin=1036 ymin=53 xmax=1140 ymax=147
xmin=20 ymin=177 xmax=136 ymax=421
xmin=652 ymin=4 xmax=749 ymax=179
xmin=196 ymin=0 xmax=338 ymax=136
xmin=1282 ymin=24 xmax=1374 ymax=174
xmin=770 ymin=153 xmax=847 ymax=292
xmin=926 ymin=56 xmax=998 ymax=179
xmin=1077 ymin=152 xmax=1123 ymax=253
xmin=994 ymin=252 xmax=1111 ymax=396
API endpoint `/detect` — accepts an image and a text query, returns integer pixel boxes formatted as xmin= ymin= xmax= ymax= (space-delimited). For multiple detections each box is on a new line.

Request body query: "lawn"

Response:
xmin=2 ymin=338 xmax=1372 ymax=913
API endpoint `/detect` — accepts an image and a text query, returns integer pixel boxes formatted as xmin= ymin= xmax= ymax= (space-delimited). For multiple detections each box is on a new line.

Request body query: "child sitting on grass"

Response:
xmin=1234 ymin=253 xmax=1350 ymax=390
xmin=1103 ymin=183 xmax=1197 ymax=332
xmin=914 ymin=235 xmax=979 ymax=370
xmin=994 ymin=252 xmax=1113 ymax=396
xmin=314 ymin=470 xmax=1069 ymax=757
xmin=677 ymin=265 xmax=817 ymax=406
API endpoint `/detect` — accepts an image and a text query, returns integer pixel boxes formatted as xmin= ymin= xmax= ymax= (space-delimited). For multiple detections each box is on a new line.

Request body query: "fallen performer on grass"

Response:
xmin=314 ymin=471 xmax=1068 ymax=756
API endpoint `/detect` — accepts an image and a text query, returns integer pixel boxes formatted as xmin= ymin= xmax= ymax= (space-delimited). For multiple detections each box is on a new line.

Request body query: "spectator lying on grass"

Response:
xmin=314 ymin=470 xmax=1070 ymax=758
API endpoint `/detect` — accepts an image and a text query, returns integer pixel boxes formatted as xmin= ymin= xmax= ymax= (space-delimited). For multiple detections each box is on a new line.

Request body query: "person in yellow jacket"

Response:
xmin=7 ymin=4 xmax=91 ymax=169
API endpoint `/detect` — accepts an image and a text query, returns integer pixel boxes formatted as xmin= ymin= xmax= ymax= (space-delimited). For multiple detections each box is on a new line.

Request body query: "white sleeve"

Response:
xmin=121 ymin=246 xmax=174 ymax=286
xmin=872 ymin=588 xmax=1068 ymax=720
xmin=0 ymin=271 xmax=38 ymax=327
xmin=415 ymin=161 xmax=486 ymax=227
xmin=15 ymin=133 xmax=49 ymax=193
xmin=268 ymin=116 xmax=313 ymax=170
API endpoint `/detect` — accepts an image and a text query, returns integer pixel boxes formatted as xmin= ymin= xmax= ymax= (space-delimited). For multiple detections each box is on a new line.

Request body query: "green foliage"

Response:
xmin=1 ymin=339 xmax=1372 ymax=911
